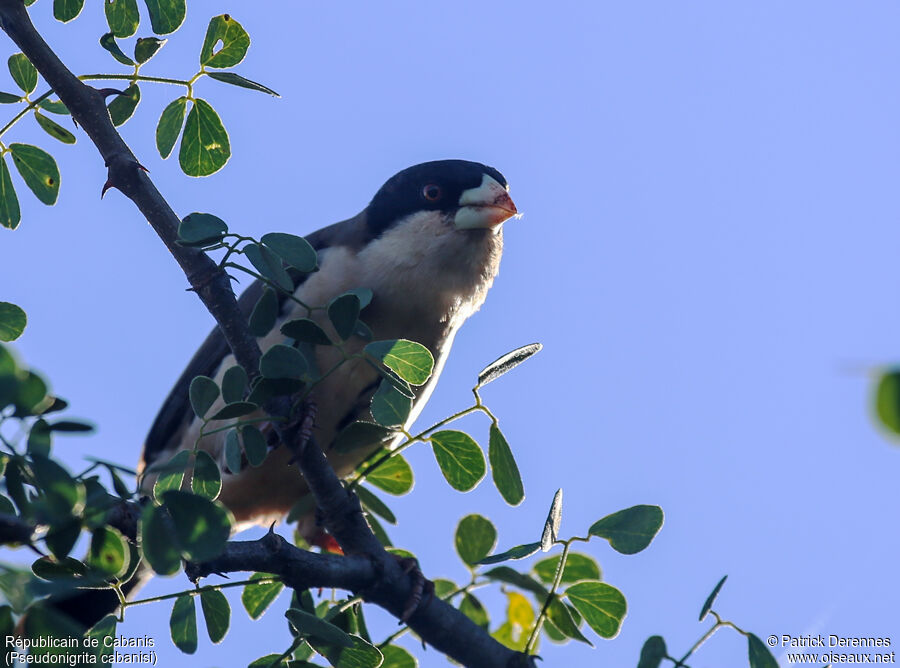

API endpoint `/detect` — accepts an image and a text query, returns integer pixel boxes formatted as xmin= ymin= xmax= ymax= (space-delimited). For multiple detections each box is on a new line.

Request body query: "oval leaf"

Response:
xmin=588 ymin=504 xmax=664 ymax=555
xmin=565 ymin=581 xmax=627 ymax=639
xmin=370 ymin=380 xmax=411 ymax=427
xmin=748 ymin=633 xmax=779 ymax=668
xmin=140 ymin=503 xmax=181 ymax=575
xmin=534 ymin=552 xmax=601 ymax=585
xmin=144 ymin=0 xmax=185 ymax=35
xmin=188 ymin=375 xmax=219 ymax=418
xmin=638 ymin=635 xmax=668 ymax=668
xmin=281 ymin=318 xmax=332 ymax=346
xmin=477 ymin=343 xmax=542 ymax=388
xmin=87 ymin=526 xmax=128 ymax=577
xmin=0 ymin=302 xmax=26 ymax=341
xmin=355 ymin=485 xmax=396 ymax=525
xmin=244 ymin=242 xmax=293 ymax=292
xmin=241 ymin=425 xmax=268 ymax=467
xmin=200 ymin=15 xmax=250 ymax=68
xmin=333 ymin=420 xmax=395 ymax=455
xmin=107 ymin=83 xmax=141 ymax=126
xmin=170 ymin=594 xmax=197 ymax=654
xmin=261 ymin=232 xmax=317 ymax=272
xmin=364 ymin=454 xmax=413 ymax=495
xmin=162 ymin=490 xmax=231 ymax=562
xmin=178 ymin=211 xmax=226 ymax=246
xmin=191 ymin=450 xmax=221 ymax=500
xmin=455 ymin=514 xmax=497 ymax=566
xmin=259 ymin=344 xmax=307 ymax=380
xmin=179 ymin=98 xmax=230 ymax=177
xmin=152 ymin=449 xmax=191 ymax=500
xmin=430 ymin=430 xmax=486 ymax=492
xmin=209 ymin=401 xmax=258 ymax=420
xmin=99 ymin=33 xmax=134 ymax=66
xmin=8 ymin=54 xmax=36 ymax=94
xmin=135 ymin=37 xmax=166 ymax=64
xmin=53 ymin=0 xmax=84 ymax=22
xmin=224 ymin=429 xmax=242 ymax=475
xmin=489 ymin=423 xmax=524 ymax=506
xmin=200 ymin=589 xmax=230 ymax=643
xmin=9 ymin=143 xmax=59 ymax=205
xmin=365 ymin=339 xmax=434 ymax=385
xmin=34 ymin=112 xmax=76 ymax=144
xmin=156 ymin=96 xmax=187 ymax=159
xmin=285 ymin=608 xmax=354 ymax=649
xmin=248 ymin=287 xmax=278 ymax=337
xmin=0 ymin=155 xmax=21 ymax=230
xmin=221 ymin=365 xmax=248 ymax=404
xmin=327 ymin=293 xmax=361 ymax=341
xmin=105 ymin=0 xmax=139 ymax=38
xmin=241 ymin=572 xmax=283 ymax=620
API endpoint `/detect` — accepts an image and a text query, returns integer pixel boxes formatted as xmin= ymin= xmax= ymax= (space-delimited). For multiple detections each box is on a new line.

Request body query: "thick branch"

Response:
xmin=188 ymin=532 xmax=535 ymax=668
xmin=0 ymin=0 xmax=261 ymax=376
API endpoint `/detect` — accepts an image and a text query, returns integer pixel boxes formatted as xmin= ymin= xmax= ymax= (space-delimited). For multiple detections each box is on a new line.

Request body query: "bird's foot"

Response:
xmin=393 ymin=556 xmax=434 ymax=623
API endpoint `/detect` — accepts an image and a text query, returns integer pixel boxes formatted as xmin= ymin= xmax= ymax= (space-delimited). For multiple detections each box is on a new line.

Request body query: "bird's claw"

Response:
xmin=394 ymin=556 xmax=433 ymax=623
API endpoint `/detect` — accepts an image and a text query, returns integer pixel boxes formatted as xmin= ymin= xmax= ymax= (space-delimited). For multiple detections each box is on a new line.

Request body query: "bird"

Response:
xmin=47 ymin=159 xmax=518 ymax=628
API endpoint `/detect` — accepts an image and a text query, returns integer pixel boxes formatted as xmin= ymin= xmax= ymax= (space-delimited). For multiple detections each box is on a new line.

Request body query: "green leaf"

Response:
xmin=355 ymin=485 xmax=396 ymax=524
xmin=638 ymin=635 xmax=667 ymax=668
xmin=431 ymin=430 xmax=485 ymax=492
xmin=244 ymin=242 xmax=293 ymax=291
xmin=565 ymin=581 xmax=627 ymax=639
xmin=333 ymin=421 xmax=395 ymax=454
xmin=285 ymin=607 xmax=354 ymax=648
xmin=327 ymin=293 xmax=361 ymax=341
xmin=0 ymin=92 xmax=21 ymax=103
xmin=206 ymin=71 xmax=279 ymax=97
xmin=178 ymin=211 xmax=226 ymax=245
xmin=477 ymin=343 xmax=542 ymax=388
xmin=248 ymin=286 xmax=279 ymax=337
xmin=33 ymin=112 xmax=76 ymax=144
xmin=9 ymin=143 xmax=59 ymax=205
xmin=200 ymin=14 xmax=251 ymax=68
xmin=8 ymin=54 xmax=37 ymax=94
xmin=30 ymin=454 xmax=83 ymax=516
xmin=380 ymin=645 xmax=417 ymax=668
xmin=162 ymin=490 xmax=231 ymax=561
xmin=191 ymin=450 xmax=221 ymax=500
xmin=478 ymin=542 xmax=541 ymax=565
xmin=99 ymin=33 xmax=134 ymax=66
xmin=27 ymin=419 xmax=51 ymax=456
xmin=105 ymin=0 xmax=139 ymax=38
xmin=86 ymin=615 xmax=117 ymax=658
xmin=0 ymin=302 xmax=26 ymax=341
xmin=483 ymin=566 xmax=548 ymax=599
xmin=488 ymin=423 xmax=524 ymax=506
xmin=241 ymin=572 xmax=283 ymax=620
xmin=140 ymin=503 xmax=180 ymax=575
xmin=699 ymin=574 xmax=727 ymax=621
xmin=312 ymin=635 xmax=383 ymax=668
xmin=87 ymin=526 xmax=128 ymax=577
xmin=134 ymin=37 xmax=166 ymax=64
xmin=144 ymin=0 xmax=185 ymax=34
xmin=200 ymin=589 xmax=230 ymax=643
xmin=37 ymin=99 xmax=68 ymax=115
xmin=874 ymin=369 xmax=900 ymax=436
xmin=491 ymin=591 xmax=534 ymax=652
xmin=364 ymin=454 xmax=413 ymax=495
xmin=156 ymin=97 xmax=187 ymax=159
xmin=281 ymin=318 xmax=332 ymax=346
xmin=0 ymin=156 xmax=20 ymax=230
xmin=53 ymin=0 xmax=84 ymax=22
xmin=261 ymin=232 xmax=317 ymax=272
xmin=533 ymin=552 xmax=601 ymax=585
xmin=45 ymin=518 xmax=81 ymax=560
xmin=170 ymin=594 xmax=198 ymax=654
xmin=209 ymin=401 xmax=258 ymax=420
xmin=47 ymin=419 xmax=94 ymax=433
xmin=546 ymin=595 xmax=592 ymax=645
xmin=241 ymin=426 xmax=268 ymax=467
xmin=455 ymin=514 xmax=497 ymax=566
xmin=189 ymin=375 xmax=219 ymax=418
xmin=365 ymin=340 xmax=434 ymax=385
xmin=31 ymin=555 xmax=86 ymax=580
xmin=748 ymin=633 xmax=779 ymax=668
xmin=260 ymin=344 xmax=307 ymax=380
xmin=370 ymin=380 xmax=411 ymax=427
xmin=459 ymin=593 xmax=489 ymax=629
xmin=179 ymin=98 xmax=230 ymax=177
xmin=224 ymin=429 xmax=242 ymax=474
xmin=221 ymin=365 xmax=248 ymax=404
xmin=107 ymin=83 xmax=140 ymax=126
xmin=152 ymin=449 xmax=190 ymax=500
xmin=367 ymin=513 xmax=392 ymax=547
xmin=588 ymin=504 xmax=664 ymax=555
xmin=541 ymin=488 xmax=563 ymax=551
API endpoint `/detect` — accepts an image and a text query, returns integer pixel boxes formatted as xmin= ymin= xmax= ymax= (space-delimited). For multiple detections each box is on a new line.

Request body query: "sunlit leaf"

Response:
xmin=0 ymin=156 xmax=20 ymax=229
xmin=53 ymin=0 xmax=84 ymax=22
xmin=200 ymin=589 xmax=230 ymax=643
xmin=7 ymin=54 xmax=36 ymax=94
xmin=533 ymin=552 xmax=601 ymax=585
xmin=200 ymin=15 xmax=250 ymax=68
xmin=565 ymin=581 xmax=627 ymax=639
xmin=0 ymin=302 xmax=26 ymax=341
xmin=179 ymin=98 xmax=230 ymax=177
xmin=489 ymin=423 xmax=524 ymax=506
xmin=365 ymin=340 xmax=433 ymax=385
xmin=104 ymin=0 xmax=139 ymax=38
xmin=188 ymin=375 xmax=219 ymax=418
xmin=99 ymin=33 xmax=134 ymax=65
xmin=156 ymin=96 xmax=187 ymax=159
xmin=364 ymin=453 xmax=413 ymax=495
xmin=430 ymin=430 xmax=485 ymax=492
xmin=207 ymin=71 xmax=279 ymax=97
xmin=541 ymin=488 xmax=563 ymax=551
xmin=107 ymin=83 xmax=140 ymax=126
xmin=9 ymin=143 xmax=59 ymax=205
xmin=455 ymin=514 xmax=497 ymax=566
xmin=588 ymin=505 xmax=664 ymax=555
xmin=170 ymin=594 xmax=197 ymax=654
xmin=242 ymin=573 xmax=283 ymax=620
xmin=134 ymin=37 xmax=166 ymax=64
xmin=477 ymin=343 xmax=542 ymax=388
xmin=191 ymin=450 xmax=221 ymax=500
xmin=144 ymin=0 xmax=185 ymax=35
xmin=33 ymin=112 xmax=76 ymax=144
xmin=162 ymin=490 xmax=231 ymax=562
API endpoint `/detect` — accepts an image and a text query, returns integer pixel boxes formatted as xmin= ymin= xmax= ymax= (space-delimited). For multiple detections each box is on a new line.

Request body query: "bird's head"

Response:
xmin=365 ymin=160 xmax=518 ymax=238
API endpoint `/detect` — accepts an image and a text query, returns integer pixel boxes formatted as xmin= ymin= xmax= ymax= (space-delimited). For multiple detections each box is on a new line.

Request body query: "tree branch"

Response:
xmin=0 ymin=4 xmax=534 ymax=666
xmin=188 ymin=531 xmax=536 ymax=668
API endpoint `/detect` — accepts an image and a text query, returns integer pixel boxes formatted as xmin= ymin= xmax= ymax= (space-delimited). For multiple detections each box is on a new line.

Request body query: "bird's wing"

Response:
xmin=140 ymin=214 xmax=372 ymax=470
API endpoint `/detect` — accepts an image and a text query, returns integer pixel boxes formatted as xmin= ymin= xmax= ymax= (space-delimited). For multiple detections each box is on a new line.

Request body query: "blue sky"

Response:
xmin=3 ymin=2 xmax=899 ymax=666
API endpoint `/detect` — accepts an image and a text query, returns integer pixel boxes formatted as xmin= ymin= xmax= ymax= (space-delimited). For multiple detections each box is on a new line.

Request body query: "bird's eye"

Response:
xmin=422 ymin=184 xmax=442 ymax=201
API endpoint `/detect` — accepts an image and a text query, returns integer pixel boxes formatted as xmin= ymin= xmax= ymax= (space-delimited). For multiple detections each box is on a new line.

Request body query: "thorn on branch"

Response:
xmin=94 ymin=87 xmax=127 ymax=100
